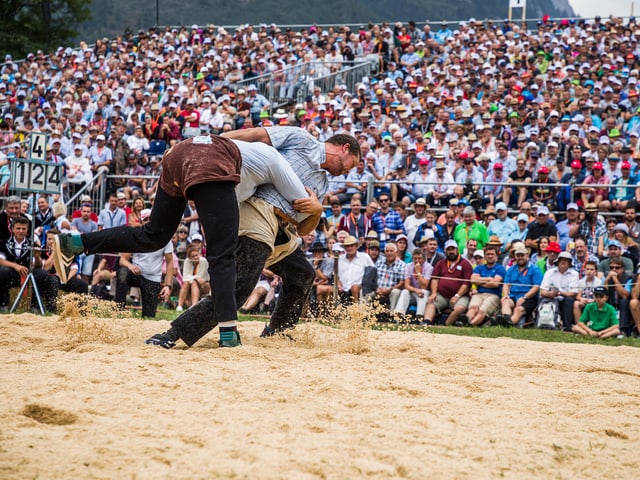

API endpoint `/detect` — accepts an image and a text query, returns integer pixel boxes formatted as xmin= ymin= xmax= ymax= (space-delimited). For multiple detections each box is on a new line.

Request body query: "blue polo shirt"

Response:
xmin=474 ymin=263 xmax=507 ymax=296
xmin=505 ymin=262 xmax=543 ymax=299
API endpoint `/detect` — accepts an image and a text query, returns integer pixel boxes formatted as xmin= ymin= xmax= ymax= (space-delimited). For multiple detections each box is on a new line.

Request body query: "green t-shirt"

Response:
xmin=454 ymin=221 xmax=489 ymax=250
xmin=580 ymin=302 xmax=619 ymax=331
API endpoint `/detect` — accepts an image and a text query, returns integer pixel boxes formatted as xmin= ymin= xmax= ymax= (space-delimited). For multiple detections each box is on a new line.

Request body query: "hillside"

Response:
xmin=78 ymin=0 xmax=574 ymax=42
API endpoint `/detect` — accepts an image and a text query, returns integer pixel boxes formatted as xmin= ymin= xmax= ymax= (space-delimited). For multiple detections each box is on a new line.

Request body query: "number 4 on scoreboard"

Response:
xmin=29 ymin=132 xmax=47 ymax=161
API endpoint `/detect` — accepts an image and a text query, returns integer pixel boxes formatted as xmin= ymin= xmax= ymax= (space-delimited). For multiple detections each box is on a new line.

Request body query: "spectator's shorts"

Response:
xmin=508 ymin=295 xmax=538 ymax=314
xmin=434 ymin=292 xmax=469 ymax=312
xmin=469 ymin=292 xmax=500 ymax=315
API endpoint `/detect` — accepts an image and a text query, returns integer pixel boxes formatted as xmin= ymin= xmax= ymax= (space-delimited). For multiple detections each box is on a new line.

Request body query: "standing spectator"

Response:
xmin=246 ymin=84 xmax=270 ymax=125
xmin=97 ymin=193 xmax=127 ymax=231
xmin=454 ymin=206 xmax=489 ymax=250
xmin=338 ymin=196 xmax=371 ymax=244
xmin=114 ymin=209 xmax=174 ymax=318
xmin=371 ymin=193 xmax=406 ymax=247
xmin=403 ymin=198 xmax=427 ymax=251
xmin=70 ymin=203 xmax=98 ymax=282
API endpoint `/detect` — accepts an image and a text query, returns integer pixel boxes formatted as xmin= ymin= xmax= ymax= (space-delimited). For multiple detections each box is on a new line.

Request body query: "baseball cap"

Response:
xmin=415 ymin=198 xmax=427 ymax=206
xmin=517 ymin=213 xmax=529 ymax=222
xmin=537 ymin=206 xmax=549 ymax=215
xmin=444 ymin=239 xmax=458 ymax=250
xmin=622 ymin=161 xmax=632 ymax=169
xmin=544 ymin=242 xmax=562 ymax=253
xmin=494 ymin=162 xmax=503 ymax=170
xmin=608 ymin=239 xmax=623 ymax=249
xmin=593 ymin=286 xmax=608 ymax=296
xmin=593 ymin=162 xmax=604 ymax=170
xmin=567 ymin=203 xmax=579 ymax=210
xmin=495 ymin=202 xmax=507 ymax=211
xmin=538 ymin=166 xmax=550 ymax=174
xmin=191 ymin=233 xmax=204 ymax=242
xmin=116 ymin=192 xmax=126 ymax=199
xmin=473 ymin=250 xmax=485 ymax=258
xmin=513 ymin=243 xmax=528 ymax=255
xmin=570 ymin=160 xmax=582 ymax=169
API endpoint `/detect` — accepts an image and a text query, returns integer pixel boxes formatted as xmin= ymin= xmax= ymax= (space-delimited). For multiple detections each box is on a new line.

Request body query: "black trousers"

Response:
xmin=172 ymin=236 xmax=315 ymax=347
xmin=115 ymin=268 xmax=162 ymax=318
xmin=0 ymin=267 xmax=84 ymax=312
xmin=82 ymin=183 xmax=239 ymax=323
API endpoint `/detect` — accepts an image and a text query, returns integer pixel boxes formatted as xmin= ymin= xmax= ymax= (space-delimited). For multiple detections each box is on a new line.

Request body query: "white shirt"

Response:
xmin=338 ymin=251 xmax=374 ymax=290
xmin=540 ymin=267 xmax=580 ymax=295
xmin=132 ymin=241 xmax=173 ymax=282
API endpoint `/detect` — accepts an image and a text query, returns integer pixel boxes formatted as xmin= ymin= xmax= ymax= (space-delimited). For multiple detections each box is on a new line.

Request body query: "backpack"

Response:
xmin=536 ymin=298 xmax=560 ymax=330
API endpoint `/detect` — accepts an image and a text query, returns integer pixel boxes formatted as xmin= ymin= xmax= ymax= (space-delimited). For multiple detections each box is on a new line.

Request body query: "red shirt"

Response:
xmin=432 ymin=257 xmax=473 ymax=299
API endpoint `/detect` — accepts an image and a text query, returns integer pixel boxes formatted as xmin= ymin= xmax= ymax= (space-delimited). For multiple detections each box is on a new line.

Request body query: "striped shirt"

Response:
xmin=253 ymin=127 xmax=330 ymax=219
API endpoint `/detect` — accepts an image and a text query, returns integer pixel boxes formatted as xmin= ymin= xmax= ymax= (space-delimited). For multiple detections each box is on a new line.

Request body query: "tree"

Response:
xmin=0 ymin=0 xmax=92 ymax=58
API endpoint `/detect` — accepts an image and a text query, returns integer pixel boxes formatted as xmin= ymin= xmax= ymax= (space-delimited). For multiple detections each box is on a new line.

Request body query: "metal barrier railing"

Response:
xmin=232 ymin=60 xmax=376 ymax=111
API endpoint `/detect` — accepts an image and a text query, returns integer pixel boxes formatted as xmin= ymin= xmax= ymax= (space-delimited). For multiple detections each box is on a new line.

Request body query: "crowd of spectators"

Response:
xmin=1 ymin=14 xmax=640 ymax=334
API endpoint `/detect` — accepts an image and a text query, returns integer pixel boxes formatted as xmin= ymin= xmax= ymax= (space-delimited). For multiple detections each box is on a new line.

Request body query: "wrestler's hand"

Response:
xmin=292 ymin=188 xmax=323 ymax=216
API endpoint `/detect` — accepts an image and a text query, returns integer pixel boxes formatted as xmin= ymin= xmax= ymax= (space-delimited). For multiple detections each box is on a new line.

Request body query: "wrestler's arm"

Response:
xmin=222 ymin=128 xmax=272 ymax=145
xmin=294 ymin=188 xmax=323 ymax=236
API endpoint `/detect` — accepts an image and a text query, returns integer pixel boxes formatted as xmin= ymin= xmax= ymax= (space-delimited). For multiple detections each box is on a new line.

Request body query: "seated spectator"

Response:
xmin=524 ymin=206 xmax=557 ymax=251
xmin=497 ymin=244 xmax=543 ymax=327
xmin=571 ymin=237 xmax=601 ymax=279
xmin=369 ymin=241 xmax=405 ymax=313
xmin=598 ymin=240 xmax=635 ymax=275
xmin=127 ymin=196 xmax=146 ymax=227
xmin=466 ymin=244 xmax=506 ymax=326
xmin=613 ymin=223 xmax=640 ymax=267
xmin=538 ymin=251 xmax=580 ymax=331
xmin=603 ymin=256 xmax=636 ymax=337
xmin=488 ymin=202 xmax=518 ymax=252
xmin=425 ymin=160 xmax=454 ymax=208
xmin=504 ymin=213 xmax=529 ymax=253
xmin=0 ymin=218 xmax=46 ymax=312
xmin=572 ymin=287 xmax=621 ymax=339
xmin=395 ymin=234 xmax=411 ymax=263
xmin=337 ymin=235 xmax=374 ymax=303
xmin=423 ymin=239 xmax=472 ymax=326
xmin=394 ymin=248 xmax=433 ymax=322
xmin=629 ymin=276 xmax=640 ymax=337
xmin=308 ymin=241 xmax=334 ymax=311
xmin=604 ymin=160 xmax=635 ymax=211
xmin=573 ymin=260 xmax=603 ymax=324
xmin=176 ymin=245 xmax=210 ymax=312
xmin=338 ymin=196 xmax=371 ymax=244
xmin=537 ymin=240 xmax=561 ymax=275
